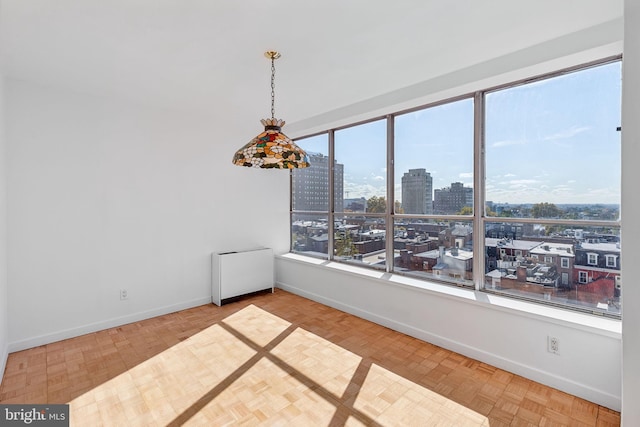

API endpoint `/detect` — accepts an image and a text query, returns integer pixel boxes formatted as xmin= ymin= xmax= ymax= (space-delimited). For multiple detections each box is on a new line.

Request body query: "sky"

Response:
xmin=295 ymin=60 xmax=622 ymax=206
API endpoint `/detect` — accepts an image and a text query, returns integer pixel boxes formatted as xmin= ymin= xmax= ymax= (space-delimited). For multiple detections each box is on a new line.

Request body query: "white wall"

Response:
xmin=0 ymin=28 xmax=9 ymax=377
xmin=621 ymin=1 xmax=640 ymax=425
xmin=5 ymin=78 xmax=290 ymax=350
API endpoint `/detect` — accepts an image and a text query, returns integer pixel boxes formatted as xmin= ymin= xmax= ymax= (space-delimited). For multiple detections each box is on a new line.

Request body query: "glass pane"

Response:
xmin=395 ymin=99 xmax=474 ymax=215
xmin=335 ymin=120 xmax=387 ymax=215
xmin=485 ymin=61 xmax=621 ymax=220
xmin=292 ymin=134 xmax=334 ymax=212
xmin=484 ymin=221 xmax=621 ymax=316
xmin=394 ymin=219 xmax=473 ymax=287
xmin=291 ymin=213 xmax=329 ymax=258
xmin=334 ymin=215 xmax=386 ymax=268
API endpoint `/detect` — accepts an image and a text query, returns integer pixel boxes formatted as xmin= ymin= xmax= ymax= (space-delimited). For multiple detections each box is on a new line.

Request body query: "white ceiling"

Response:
xmin=0 ymin=0 xmax=624 ymax=132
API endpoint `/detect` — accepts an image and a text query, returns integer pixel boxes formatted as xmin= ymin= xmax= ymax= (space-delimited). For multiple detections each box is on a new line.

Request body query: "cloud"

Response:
xmin=508 ymin=179 xmax=538 ymax=185
xmin=372 ymin=175 xmax=385 ymax=181
xmin=344 ymin=182 xmax=386 ymax=199
xmin=544 ymin=126 xmax=590 ymax=141
xmin=491 ymin=139 xmax=526 ymax=148
xmin=459 ymin=172 xmax=473 ymax=179
xmin=507 ymin=179 xmax=538 ymax=190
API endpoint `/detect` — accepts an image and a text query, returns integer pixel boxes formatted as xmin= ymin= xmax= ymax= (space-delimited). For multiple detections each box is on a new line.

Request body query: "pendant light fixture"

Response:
xmin=232 ymin=51 xmax=310 ymax=169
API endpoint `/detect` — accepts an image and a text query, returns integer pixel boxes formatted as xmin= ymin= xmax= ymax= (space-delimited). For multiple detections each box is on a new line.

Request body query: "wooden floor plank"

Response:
xmin=0 ymin=289 xmax=620 ymax=426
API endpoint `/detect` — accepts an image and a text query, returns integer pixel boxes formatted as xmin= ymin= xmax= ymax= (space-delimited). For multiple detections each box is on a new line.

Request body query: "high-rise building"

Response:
xmin=434 ymin=182 xmax=473 ymax=214
xmin=292 ymin=152 xmax=344 ymax=213
xmin=401 ymin=168 xmax=433 ymax=214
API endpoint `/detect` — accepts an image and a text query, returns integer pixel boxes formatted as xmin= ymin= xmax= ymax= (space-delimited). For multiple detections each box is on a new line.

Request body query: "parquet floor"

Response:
xmin=0 ymin=289 xmax=620 ymax=426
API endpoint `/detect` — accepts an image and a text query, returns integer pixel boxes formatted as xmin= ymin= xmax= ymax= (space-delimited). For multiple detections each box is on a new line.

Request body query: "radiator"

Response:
xmin=211 ymin=248 xmax=274 ymax=306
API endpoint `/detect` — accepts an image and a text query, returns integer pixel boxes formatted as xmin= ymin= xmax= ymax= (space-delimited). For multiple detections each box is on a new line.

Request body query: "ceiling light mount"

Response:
xmin=232 ymin=51 xmax=310 ymax=169
xmin=264 ymin=51 xmax=281 ymax=60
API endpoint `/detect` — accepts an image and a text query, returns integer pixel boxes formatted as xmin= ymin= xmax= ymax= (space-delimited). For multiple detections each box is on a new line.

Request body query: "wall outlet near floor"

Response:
xmin=548 ymin=336 xmax=560 ymax=354
xmin=120 ymin=289 xmax=128 ymax=300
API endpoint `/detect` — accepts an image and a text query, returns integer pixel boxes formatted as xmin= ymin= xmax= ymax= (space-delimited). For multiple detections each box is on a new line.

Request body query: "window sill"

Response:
xmin=278 ymin=253 xmax=621 ymax=339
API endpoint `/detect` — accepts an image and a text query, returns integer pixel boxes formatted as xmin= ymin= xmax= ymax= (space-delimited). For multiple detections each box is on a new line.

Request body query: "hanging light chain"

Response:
xmin=270 ymin=56 xmax=276 ymax=119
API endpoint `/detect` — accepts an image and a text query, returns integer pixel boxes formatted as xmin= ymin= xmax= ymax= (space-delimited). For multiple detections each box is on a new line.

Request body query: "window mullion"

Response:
xmin=328 ymin=130 xmax=335 ymax=261
xmin=386 ymin=115 xmax=395 ymax=273
xmin=473 ymin=91 xmax=485 ymax=291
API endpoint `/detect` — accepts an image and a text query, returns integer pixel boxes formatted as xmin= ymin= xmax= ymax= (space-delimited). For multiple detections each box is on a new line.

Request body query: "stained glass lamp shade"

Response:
xmin=232 ymin=118 xmax=310 ymax=169
xmin=232 ymin=52 xmax=310 ymax=169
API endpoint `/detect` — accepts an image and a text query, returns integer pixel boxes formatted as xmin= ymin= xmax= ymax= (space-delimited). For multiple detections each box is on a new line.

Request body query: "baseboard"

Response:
xmin=276 ymin=281 xmax=621 ymax=411
xmin=7 ymin=296 xmax=212 ymax=353
xmin=0 ymin=341 xmax=8 ymax=384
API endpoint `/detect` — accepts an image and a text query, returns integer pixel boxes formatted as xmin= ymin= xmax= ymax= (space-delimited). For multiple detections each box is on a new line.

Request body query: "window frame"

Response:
xmin=290 ymin=55 xmax=622 ymax=318
xmin=579 ymin=271 xmax=588 ymax=284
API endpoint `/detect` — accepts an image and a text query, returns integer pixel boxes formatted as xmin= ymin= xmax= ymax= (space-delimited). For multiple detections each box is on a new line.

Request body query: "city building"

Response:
xmin=292 ymin=152 xmax=344 ymax=213
xmin=401 ymin=245 xmax=473 ymax=281
xmin=434 ymin=182 xmax=473 ymax=214
xmin=343 ymin=197 xmax=367 ymax=212
xmin=574 ymin=240 xmax=621 ymax=302
xmin=401 ymin=168 xmax=433 ymax=214
xmin=529 ymin=242 xmax=575 ymax=288
xmin=485 ymin=237 xmax=542 ymax=272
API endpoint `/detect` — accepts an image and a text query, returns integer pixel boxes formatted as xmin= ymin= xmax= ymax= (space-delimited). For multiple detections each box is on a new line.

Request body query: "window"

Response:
xmin=291 ymin=134 xmax=330 ymax=258
xmin=334 ymin=120 xmax=387 ymax=268
xmin=579 ymin=271 xmax=588 ymax=283
xmin=483 ymin=58 xmax=621 ymax=316
xmin=291 ymin=56 xmax=621 ymax=318
xmin=394 ymin=99 xmax=474 ymax=286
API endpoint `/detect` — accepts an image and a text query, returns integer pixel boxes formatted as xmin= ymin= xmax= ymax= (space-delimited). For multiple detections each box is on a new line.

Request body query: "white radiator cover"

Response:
xmin=211 ymin=248 xmax=274 ymax=306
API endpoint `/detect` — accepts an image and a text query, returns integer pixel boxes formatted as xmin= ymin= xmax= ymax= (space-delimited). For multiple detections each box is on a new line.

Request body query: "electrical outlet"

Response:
xmin=548 ymin=336 xmax=559 ymax=354
xmin=120 ymin=289 xmax=128 ymax=300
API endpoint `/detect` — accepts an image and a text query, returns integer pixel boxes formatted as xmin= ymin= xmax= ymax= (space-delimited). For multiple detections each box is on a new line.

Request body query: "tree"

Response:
xmin=499 ymin=209 xmax=514 ymax=217
xmin=544 ymin=224 xmax=563 ymax=236
xmin=458 ymin=206 xmax=473 ymax=215
xmin=367 ymin=196 xmax=386 ymax=213
xmin=531 ymin=202 xmax=561 ymax=218
xmin=394 ymin=200 xmax=404 ymax=214
xmin=335 ymin=231 xmax=357 ymax=258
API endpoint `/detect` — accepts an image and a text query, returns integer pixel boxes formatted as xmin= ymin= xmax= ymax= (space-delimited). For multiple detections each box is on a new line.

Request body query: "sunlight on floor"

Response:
xmin=69 ymin=323 xmax=258 ymax=425
xmin=187 ymin=357 xmax=338 ymax=426
xmin=68 ymin=304 xmax=490 ymax=426
xmin=221 ymin=304 xmax=292 ymax=347
xmin=355 ymin=363 xmax=489 ymax=426
xmin=270 ymin=327 xmax=363 ymax=398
